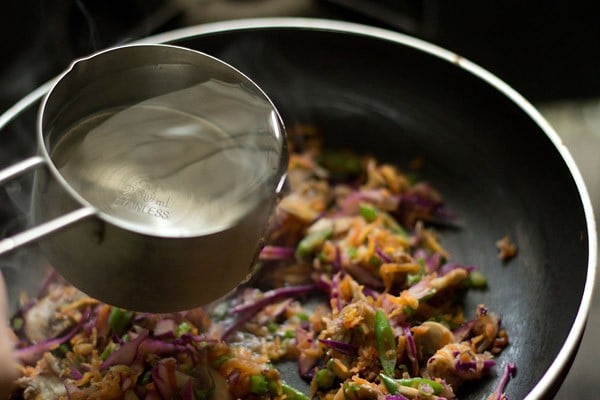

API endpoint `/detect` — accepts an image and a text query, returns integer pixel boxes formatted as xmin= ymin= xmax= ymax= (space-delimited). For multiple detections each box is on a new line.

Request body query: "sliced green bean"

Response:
xmin=375 ymin=309 xmax=397 ymax=377
xmin=281 ymin=382 xmax=309 ymax=400
xmin=296 ymin=228 xmax=332 ymax=258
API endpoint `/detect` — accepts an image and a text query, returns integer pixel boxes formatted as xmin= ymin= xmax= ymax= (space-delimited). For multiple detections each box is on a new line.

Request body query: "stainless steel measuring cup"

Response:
xmin=0 ymin=44 xmax=288 ymax=312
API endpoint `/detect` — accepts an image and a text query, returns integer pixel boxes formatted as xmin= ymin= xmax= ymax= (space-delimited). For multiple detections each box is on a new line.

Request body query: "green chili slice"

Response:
xmin=381 ymin=373 xmax=443 ymax=395
xmin=176 ymin=321 xmax=192 ymax=337
xmin=211 ymin=354 xmax=231 ymax=369
xmin=397 ymin=377 xmax=444 ymax=394
xmin=296 ymin=228 xmax=332 ymax=258
xmin=281 ymin=382 xmax=309 ymax=400
xmin=467 ymin=270 xmax=488 ymax=288
xmin=375 ymin=309 xmax=397 ymax=376
xmin=315 ymin=368 xmax=335 ymax=389
xmin=359 ymin=203 xmax=379 ymax=222
xmin=108 ymin=307 xmax=134 ymax=334
xmin=249 ymin=375 xmax=269 ymax=395
xmin=380 ymin=373 xmax=400 ymax=394
xmin=11 ymin=317 xmax=23 ymax=331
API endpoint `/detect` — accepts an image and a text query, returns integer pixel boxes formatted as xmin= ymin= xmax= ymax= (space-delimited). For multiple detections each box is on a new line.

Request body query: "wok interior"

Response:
xmin=0 ymin=26 xmax=590 ymax=399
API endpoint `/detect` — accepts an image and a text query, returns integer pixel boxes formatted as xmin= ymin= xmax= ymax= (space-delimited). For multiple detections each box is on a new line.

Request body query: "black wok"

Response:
xmin=0 ymin=18 xmax=595 ymax=400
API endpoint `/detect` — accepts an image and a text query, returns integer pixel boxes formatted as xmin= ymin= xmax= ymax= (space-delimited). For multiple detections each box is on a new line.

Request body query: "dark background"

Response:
xmin=1 ymin=0 xmax=600 ymax=113
xmin=1 ymin=1 xmax=599 ymax=398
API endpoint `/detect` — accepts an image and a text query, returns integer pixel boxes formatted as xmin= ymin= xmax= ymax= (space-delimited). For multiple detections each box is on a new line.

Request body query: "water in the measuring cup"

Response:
xmin=51 ymin=80 xmax=283 ymax=236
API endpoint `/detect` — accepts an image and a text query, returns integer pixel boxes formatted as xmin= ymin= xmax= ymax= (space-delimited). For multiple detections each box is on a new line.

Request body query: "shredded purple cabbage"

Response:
xmin=397 ymin=191 xmax=446 ymax=217
xmin=332 ymin=245 xmax=342 ymax=272
xmin=489 ymin=362 xmax=517 ymax=400
xmin=81 ymin=308 xmax=96 ymax=335
xmin=452 ymin=320 xmax=476 ymax=342
xmin=69 ymin=364 xmax=83 ymax=380
xmin=344 ymin=263 xmax=385 ymax=289
xmin=319 ymin=339 xmax=358 ymax=355
xmin=398 ymin=193 xmax=439 ymax=208
xmin=315 ymin=276 xmax=332 ymax=294
xmin=138 ymin=338 xmax=189 ymax=357
xmin=153 ymin=319 xmax=176 ymax=337
xmin=439 ymin=263 xmax=477 ymax=276
xmin=403 ymin=325 xmax=418 ymax=376
xmin=413 ymin=248 xmax=444 ymax=273
xmin=14 ymin=320 xmax=83 ymax=365
xmin=362 ymin=287 xmax=381 ymax=299
xmin=385 ymin=395 xmax=409 ymax=400
xmin=455 ymin=359 xmax=496 ymax=372
xmin=407 ymin=278 xmax=435 ymax=300
xmin=338 ymin=190 xmax=395 ymax=215
xmin=221 ymin=311 xmax=255 ymax=341
xmin=64 ymin=380 xmax=82 ymax=397
xmin=183 ymin=379 xmax=196 ymax=400
xmin=375 ymin=247 xmax=392 ymax=263
xmin=152 ymin=360 xmax=173 ymax=399
xmin=426 ymin=253 xmax=443 ymax=273
xmin=100 ymin=330 xmax=149 ymax=370
xmin=227 ymin=369 xmax=241 ymax=386
xmin=223 ymin=284 xmax=316 ymax=340
xmin=297 ymin=328 xmax=318 ymax=379
xmin=259 ymin=245 xmax=296 ymax=261
xmin=230 ymin=284 xmax=315 ymax=316
xmin=330 ymin=272 xmax=343 ymax=312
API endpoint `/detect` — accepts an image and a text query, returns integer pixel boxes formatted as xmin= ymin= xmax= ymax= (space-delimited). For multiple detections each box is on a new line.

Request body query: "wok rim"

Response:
xmin=0 ymin=17 xmax=596 ymax=399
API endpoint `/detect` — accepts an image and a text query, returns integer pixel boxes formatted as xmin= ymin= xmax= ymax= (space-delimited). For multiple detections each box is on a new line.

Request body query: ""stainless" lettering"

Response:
xmin=112 ymin=198 xmax=170 ymax=220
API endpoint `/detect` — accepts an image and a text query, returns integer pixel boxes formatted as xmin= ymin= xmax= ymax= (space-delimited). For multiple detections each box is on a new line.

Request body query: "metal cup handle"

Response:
xmin=0 ymin=156 xmax=95 ymax=256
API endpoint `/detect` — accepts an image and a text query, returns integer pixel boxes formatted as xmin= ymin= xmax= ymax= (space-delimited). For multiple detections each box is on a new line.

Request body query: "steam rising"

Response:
xmin=0 ymin=140 xmax=47 ymax=314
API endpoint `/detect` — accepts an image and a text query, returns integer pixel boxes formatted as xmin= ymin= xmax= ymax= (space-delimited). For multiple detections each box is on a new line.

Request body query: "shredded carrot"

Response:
xmin=422 ymin=229 xmax=449 ymax=259
xmin=366 ymin=235 xmax=376 ymax=261
xmin=356 ymin=222 xmax=376 ymax=247
xmin=379 ymin=262 xmax=421 ymax=291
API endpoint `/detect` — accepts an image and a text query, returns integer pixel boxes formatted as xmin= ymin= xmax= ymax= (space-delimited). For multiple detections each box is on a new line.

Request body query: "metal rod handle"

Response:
xmin=0 ymin=207 xmax=96 ymax=256
xmin=0 ymin=156 xmax=45 ymax=185
xmin=0 ymin=155 xmax=97 ymax=256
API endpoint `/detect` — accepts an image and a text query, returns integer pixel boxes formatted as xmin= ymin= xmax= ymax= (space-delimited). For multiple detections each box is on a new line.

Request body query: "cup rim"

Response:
xmin=35 ymin=43 xmax=288 ymax=238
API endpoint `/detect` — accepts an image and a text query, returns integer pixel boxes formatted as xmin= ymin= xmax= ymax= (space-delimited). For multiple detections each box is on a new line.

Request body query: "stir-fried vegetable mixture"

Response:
xmin=9 ymin=126 xmax=515 ymax=399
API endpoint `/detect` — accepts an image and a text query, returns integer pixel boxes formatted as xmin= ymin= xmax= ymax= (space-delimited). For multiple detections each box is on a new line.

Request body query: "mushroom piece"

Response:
xmin=16 ymin=353 xmax=67 ymax=400
xmin=24 ymin=285 xmax=85 ymax=343
xmin=471 ymin=305 xmax=500 ymax=353
xmin=426 ymin=342 xmax=495 ymax=389
xmin=412 ymin=321 xmax=455 ymax=358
